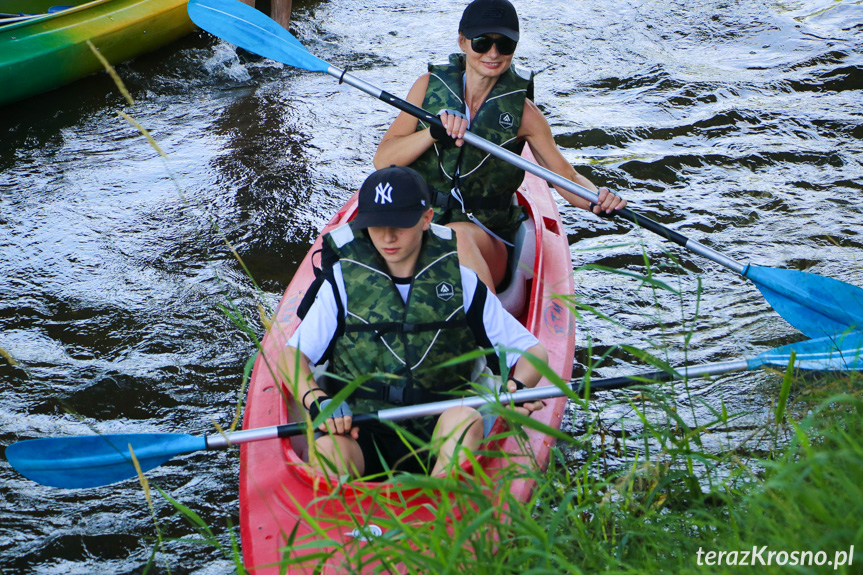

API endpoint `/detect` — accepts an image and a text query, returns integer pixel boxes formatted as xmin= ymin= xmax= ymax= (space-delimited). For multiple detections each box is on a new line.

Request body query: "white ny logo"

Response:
xmin=375 ymin=182 xmax=393 ymax=204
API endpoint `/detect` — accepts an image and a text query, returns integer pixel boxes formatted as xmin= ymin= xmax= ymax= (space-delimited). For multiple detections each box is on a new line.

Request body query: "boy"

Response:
xmin=281 ymin=165 xmax=546 ymax=477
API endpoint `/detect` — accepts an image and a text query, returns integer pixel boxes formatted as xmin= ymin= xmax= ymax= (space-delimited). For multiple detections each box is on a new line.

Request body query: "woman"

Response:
xmin=374 ymin=0 xmax=627 ymax=291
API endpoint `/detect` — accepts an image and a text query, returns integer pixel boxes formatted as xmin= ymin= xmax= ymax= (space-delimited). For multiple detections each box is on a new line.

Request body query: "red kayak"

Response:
xmin=239 ymin=146 xmax=576 ymax=573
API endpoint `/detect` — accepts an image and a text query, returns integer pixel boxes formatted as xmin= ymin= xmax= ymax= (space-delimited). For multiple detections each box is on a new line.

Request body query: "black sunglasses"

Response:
xmin=470 ymin=35 xmax=517 ymax=56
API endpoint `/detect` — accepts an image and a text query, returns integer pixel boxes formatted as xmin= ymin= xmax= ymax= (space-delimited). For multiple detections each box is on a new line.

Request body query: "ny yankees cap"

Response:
xmin=353 ymin=165 xmax=432 ymax=229
xmin=459 ymin=0 xmax=519 ymax=42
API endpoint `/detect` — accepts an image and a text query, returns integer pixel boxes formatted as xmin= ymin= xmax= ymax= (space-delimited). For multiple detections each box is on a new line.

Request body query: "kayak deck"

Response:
xmin=239 ymin=147 xmax=576 ymax=573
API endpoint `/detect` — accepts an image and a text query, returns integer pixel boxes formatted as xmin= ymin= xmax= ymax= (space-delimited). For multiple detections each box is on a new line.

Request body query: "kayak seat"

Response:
xmin=496 ymin=217 xmax=535 ymax=319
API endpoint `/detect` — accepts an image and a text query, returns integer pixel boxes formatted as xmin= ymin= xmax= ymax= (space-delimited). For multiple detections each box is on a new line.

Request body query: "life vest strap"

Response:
xmin=346 ymin=319 xmax=468 ymax=339
xmin=349 ymin=383 xmax=457 ymax=406
xmin=430 ymin=189 xmax=512 ymax=211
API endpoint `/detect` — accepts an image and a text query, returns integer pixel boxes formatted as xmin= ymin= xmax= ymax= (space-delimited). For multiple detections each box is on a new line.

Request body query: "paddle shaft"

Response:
xmin=13 ymin=330 xmax=858 ymax=488
xmin=326 ymin=61 xmax=863 ymax=337
xmin=327 ymin=65 xmax=747 ymax=276
xmin=206 ymin=357 xmax=750 ymax=448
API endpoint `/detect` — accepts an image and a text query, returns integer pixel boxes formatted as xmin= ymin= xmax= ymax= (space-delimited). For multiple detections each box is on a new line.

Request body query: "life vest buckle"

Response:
xmin=385 ymin=385 xmax=405 ymax=405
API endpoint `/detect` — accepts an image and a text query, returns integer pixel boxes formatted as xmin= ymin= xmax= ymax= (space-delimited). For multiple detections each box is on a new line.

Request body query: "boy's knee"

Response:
xmin=438 ymin=406 xmax=483 ymax=436
xmin=312 ymin=435 xmax=364 ymax=477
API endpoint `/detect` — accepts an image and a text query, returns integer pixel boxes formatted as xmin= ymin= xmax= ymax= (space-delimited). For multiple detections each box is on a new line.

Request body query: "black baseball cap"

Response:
xmin=353 ymin=166 xmax=431 ymax=229
xmin=459 ymin=0 xmax=519 ymax=42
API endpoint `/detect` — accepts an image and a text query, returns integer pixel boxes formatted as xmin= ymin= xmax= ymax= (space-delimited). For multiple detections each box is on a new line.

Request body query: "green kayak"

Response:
xmin=0 ymin=0 xmax=194 ymax=106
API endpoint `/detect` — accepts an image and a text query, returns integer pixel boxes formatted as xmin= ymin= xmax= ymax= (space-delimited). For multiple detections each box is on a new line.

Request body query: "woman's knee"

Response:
xmin=447 ymin=222 xmax=485 ymax=248
xmin=446 ymin=222 xmax=507 ymax=284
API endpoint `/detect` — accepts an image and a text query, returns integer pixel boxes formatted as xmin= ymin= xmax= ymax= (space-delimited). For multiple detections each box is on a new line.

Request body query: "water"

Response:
xmin=1 ymin=0 xmax=861 ymax=571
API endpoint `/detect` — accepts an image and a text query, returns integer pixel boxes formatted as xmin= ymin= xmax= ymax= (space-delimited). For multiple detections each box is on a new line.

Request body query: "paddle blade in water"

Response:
xmin=6 ymin=433 xmax=206 ymax=489
xmin=744 ymin=265 xmax=863 ymax=338
xmin=187 ymin=0 xmax=329 ymax=73
xmin=751 ymin=331 xmax=863 ymax=371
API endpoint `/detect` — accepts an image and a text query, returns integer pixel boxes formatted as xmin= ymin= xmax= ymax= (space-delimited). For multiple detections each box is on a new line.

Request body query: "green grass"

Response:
xmin=229 ymin=370 xmax=859 ymax=574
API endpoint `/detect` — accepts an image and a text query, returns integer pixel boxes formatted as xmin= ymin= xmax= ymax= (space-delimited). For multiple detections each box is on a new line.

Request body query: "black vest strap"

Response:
xmin=297 ymin=243 xmax=342 ymax=321
xmin=348 ymin=383 xmax=456 ymax=406
xmin=430 ymin=189 xmax=512 ymax=212
xmin=345 ymin=318 xmax=468 ymax=339
xmin=297 ymin=243 xmax=345 ymax=364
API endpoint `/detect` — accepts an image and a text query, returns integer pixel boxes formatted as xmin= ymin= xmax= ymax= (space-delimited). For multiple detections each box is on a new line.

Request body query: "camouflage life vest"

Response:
xmin=411 ymin=53 xmax=534 ymax=242
xmin=324 ymin=222 xmax=478 ymax=411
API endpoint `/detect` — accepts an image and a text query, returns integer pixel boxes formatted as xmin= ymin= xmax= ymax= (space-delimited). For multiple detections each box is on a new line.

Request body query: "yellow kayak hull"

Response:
xmin=0 ymin=0 xmax=194 ymax=106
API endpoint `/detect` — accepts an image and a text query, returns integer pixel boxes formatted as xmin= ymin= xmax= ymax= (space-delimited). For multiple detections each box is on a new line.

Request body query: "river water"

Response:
xmin=1 ymin=0 xmax=861 ymax=572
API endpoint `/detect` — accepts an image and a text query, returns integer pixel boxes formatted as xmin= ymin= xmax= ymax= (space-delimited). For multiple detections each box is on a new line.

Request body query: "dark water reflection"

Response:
xmin=1 ymin=0 xmax=861 ymax=571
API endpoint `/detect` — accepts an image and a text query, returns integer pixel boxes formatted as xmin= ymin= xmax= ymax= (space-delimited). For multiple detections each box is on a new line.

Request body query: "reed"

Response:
xmin=239 ymin=376 xmax=860 ymax=574
xmin=244 ymin=252 xmax=862 ymax=573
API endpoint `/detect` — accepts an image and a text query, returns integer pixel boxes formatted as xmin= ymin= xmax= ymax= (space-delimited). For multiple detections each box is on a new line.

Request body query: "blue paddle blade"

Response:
xmin=6 ymin=433 xmax=206 ymax=489
xmin=750 ymin=331 xmax=863 ymax=371
xmin=187 ymin=0 xmax=329 ymax=73
xmin=744 ymin=265 xmax=863 ymax=338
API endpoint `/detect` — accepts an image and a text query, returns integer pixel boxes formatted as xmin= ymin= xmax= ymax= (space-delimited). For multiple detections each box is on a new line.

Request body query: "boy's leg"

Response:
xmin=430 ymin=406 xmax=484 ymax=476
xmin=311 ymin=420 xmax=435 ymax=479
xmin=312 ymin=434 xmax=365 ymax=478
